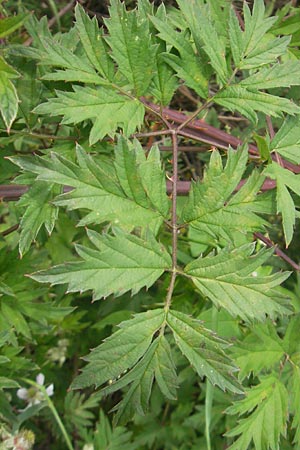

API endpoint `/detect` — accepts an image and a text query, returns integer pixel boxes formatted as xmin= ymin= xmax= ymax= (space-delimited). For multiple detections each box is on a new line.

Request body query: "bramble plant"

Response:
xmin=1 ymin=0 xmax=300 ymax=448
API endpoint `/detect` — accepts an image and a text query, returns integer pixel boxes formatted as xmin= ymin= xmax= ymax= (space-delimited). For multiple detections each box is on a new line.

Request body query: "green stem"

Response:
xmin=0 ymin=129 xmax=76 ymax=141
xmin=205 ymin=381 xmax=213 ymax=450
xmin=47 ymin=0 xmax=61 ymax=31
xmin=23 ymin=379 xmax=74 ymax=450
xmin=204 ymin=306 xmax=218 ymax=450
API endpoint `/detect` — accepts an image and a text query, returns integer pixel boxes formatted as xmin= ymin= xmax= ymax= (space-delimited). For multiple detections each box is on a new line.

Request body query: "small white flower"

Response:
xmin=17 ymin=373 xmax=54 ymax=409
xmin=82 ymin=445 xmax=94 ymax=450
xmin=0 ymin=428 xmax=35 ymax=450
xmin=47 ymin=339 xmax=69 ymax=366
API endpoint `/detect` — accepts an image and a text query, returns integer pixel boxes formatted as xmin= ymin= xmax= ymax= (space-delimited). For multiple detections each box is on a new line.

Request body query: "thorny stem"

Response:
xmin=176 ymin=98 xmax=213 ymax=131
xmin=255 ymin=232 xmax=300 ymax=271
xmin=140 ymin=98 xmax=173 ymax=130
xmin=161 ymin=131 xmax=179 ymax=333
xmin=134 ymin=129 xmax=172 ymax=138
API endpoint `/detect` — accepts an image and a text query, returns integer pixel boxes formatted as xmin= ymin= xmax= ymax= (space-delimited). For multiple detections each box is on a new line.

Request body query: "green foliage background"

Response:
xmin=1 ymin=0 xmax=300 ymax=449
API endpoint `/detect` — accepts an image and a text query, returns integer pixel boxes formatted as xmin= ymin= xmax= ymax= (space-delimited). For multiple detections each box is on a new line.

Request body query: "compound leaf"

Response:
xmin=17 ymin=181 xmax=59 ymax=257
xmin=166 ymin=309 xmax=242 ymax=394
xmin=71 ymin=309 xmax=164 ymax=389
xmin=240 ymin=61 xmax=300 ymax=90
xmin=231 ymin=321 xmax=285 ymax=380
xmin=11 ymin=139 xmax=169 ymax=231
xmin=226 ymin=375 xmax=288 ymax=450
xmin=34 ymin=85 xmax=145 ymax=145
xmin=184 ymin=244 xmax=291 ymax=322
xmin=214 ymin=85 xmax=300 ymax=123
xmin=104 ymin=0 xmax=157 ymax=96
xmin=265 ymin=162 xmax=300 ymax=246
xmin=269 ymin=116 xmax=300 ymax=165
xmin=150 ymin=14 xmax=209 ymax=99
xmin=149 ymin=40 xmax=178 ymax=106
xmin=229 ymin=0 xmax=289 ymax=70
xmin=181 ymin=146 xmax=267 ymax=246
xmin=75 ymin=3 xmax=115 ymax=81
xmin=30 ymin=228 xmax=172 ymax=300
xmin=101 ymin=336 xmax=178 ymax=424
xmin=92 ymin=410 xmax=136 ymax=449
xmin=177 ymin=0 xmax=230 ymax=84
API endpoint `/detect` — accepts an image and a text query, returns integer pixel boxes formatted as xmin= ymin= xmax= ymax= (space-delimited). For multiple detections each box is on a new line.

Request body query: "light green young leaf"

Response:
xmin=104 ymin=0 xmax=157 ymax=96
xmin=92 ymin=410 xmax=136 ymax=450
xmin=71 ymin=309 xmax=165 ymax=389
xmin=283 ymin=314 xmax=300 ymax=356
xmin=0 ymin=13 xmax=30 ymax=38
xmin=184 ymin=244 xmax=291 ymax=322
xmin=269 ymin=116 xmax=300 ymax=165
xmin=1 ymin=299 xmax=31 ymax=339
xmin=33 ymin=85 xmax=145 ymax=145
xmin=264 ymin=162 xmax=300 ymax=246
xmin=64 ymin=391 xmax=103 ymax=432
xmin=240 ymin=61 xmax=300 ymax=90
xmin=226 ymin=375 xmax=288 ymax=450
xmin=214 ymin=85 xmax=300 ymax=123
xmin=150 ymin=14 xmax=209 ymax=99
xmin=11 ymin=140 xmax=169 ymax=230
xmin=149 ymin=42 xmax=178 ymax=106
xmin=17 ymin=181 xmax=59 ymax=257
xmin=176 ymin=0 xmax=230 ymax=85
xmin=30 ymin=229 xmax=171 ymax=300
xmin=166 ymin=309 xmax=242 ymax=394
xmin=198 ymin=308 xmax=242 ymax=340
xmin=0 ymin=57 xmax=20 ymax=131
xmin=253 ymin=134 xmax=271 ymax=161
xmin=75 ymin=3 xmax=115 ymax=81
xmin=137 ymin=143 xmax=170 ymax=217
xmin=181 ymin=147 xmax=267 ymax=246
xmin=231 ymin=321 xmax=285 ymax=380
